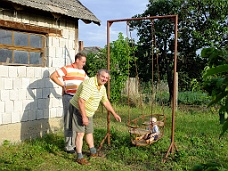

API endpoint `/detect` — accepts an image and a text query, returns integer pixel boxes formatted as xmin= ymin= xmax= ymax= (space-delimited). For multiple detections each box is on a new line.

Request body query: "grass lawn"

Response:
xmin=0 ymin=105 xmax=227 ymax=171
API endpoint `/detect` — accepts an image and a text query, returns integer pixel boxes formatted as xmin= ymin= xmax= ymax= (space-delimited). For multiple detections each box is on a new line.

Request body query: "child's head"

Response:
xmin=150 ymin=117 xmax=157 ymax=123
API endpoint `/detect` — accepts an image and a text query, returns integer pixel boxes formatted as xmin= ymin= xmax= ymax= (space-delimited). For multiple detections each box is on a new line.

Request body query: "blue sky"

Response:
xmin=79 ymin=0 xmax=149 ymax=48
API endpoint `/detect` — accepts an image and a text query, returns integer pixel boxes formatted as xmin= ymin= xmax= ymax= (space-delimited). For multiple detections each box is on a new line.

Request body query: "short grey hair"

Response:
xmin=97 ymin=69 xmax=111 ymax=80
xmin=97 ymin=69 xmax=110 ymax=75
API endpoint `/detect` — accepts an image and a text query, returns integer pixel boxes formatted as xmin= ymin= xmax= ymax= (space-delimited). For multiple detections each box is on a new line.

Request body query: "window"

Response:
xmin=0 ymin=29 xmax=46 ymax=66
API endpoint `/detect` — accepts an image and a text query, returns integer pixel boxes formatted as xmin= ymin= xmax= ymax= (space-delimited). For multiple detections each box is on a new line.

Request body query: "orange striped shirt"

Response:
xmin=56 ymin=64 xmax=88 ymax=95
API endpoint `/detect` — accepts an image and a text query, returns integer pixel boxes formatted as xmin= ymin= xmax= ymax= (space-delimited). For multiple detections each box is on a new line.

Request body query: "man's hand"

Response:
xmin=82 ymin=116 xmax=89 ymax=126
xmin=113 ymin=114 xmax=121 ymax=122
xmin=62 ymin=86 xmax=65 ymax=95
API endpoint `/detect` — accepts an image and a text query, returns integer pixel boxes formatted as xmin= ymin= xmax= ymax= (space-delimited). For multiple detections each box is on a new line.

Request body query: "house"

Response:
xmin=0 ymin=0 xmax=101 ymax=144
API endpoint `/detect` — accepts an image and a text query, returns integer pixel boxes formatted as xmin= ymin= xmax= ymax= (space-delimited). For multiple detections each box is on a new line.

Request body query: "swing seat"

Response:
xmin=129 ymin=127 xmax=151 ymax=135
xmin=128 ymin=114 xmax=166 ymax=146
xmin=132 ymin=133 xmax=162 ymax=146
xmin=132 ymin=139 xmax=148 ymax=146
xmin=132 ymin=138 xmax=160 ymax=146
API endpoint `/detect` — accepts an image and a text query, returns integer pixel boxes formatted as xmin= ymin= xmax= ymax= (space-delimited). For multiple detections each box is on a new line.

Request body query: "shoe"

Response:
xmin=90 ymin=153 xmax=98 ymax=158
xmin=65 ymin=149 xmax=75 ymax=154
xmin=76 ymin=158 xmax=91 ymax=165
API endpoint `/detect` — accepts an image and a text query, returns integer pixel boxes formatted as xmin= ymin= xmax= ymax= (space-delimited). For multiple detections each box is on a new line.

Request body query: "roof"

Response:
xmin=82 ymin=46 xmax=102 ymax=55
xmin=3 ymin=0 xmax=101 ymax=26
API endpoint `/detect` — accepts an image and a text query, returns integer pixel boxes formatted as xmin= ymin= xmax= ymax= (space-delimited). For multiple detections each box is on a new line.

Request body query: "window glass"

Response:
xmin=30 ymin=35 xmax=42 ymax=48
xmin=0 ymin=49 xmax=12 ymax=62
xmin=0 ymin=29 xmax=45 ymax=66
xmin=30 ymin=52 xmax=42 ymax=64
xmin=0 ymin=29 xmax=12 ymax=45
xmin=14 ymin=50 xmax=28 ymax=64
xmin=14 ymin=32 xmax=28 ymax=46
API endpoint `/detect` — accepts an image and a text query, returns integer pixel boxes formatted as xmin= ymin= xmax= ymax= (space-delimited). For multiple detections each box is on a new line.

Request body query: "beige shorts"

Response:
xmin=69 ymin=103 xmax=94 ymax=134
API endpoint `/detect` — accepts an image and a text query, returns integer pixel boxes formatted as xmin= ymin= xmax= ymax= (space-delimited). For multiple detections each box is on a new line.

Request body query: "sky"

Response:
xmin=78 ymin=0 xmax=149 ymax=48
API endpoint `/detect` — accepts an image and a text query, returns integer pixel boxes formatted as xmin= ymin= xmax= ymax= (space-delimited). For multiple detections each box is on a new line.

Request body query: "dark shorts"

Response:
xmin=145 ymin=133 xmax=158 ymax=141
xmin=69 ymin=103 xmax=94 ymax=134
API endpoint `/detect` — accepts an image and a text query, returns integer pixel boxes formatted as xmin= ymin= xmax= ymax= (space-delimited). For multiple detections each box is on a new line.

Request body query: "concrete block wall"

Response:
xmin=0 ymin=66 xmax=64 ymax=143
xmin=0 ymin=8 xmax=78 ymax=143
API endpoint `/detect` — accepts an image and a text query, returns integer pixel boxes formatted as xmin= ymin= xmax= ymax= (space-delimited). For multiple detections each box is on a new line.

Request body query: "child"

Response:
xmin=136 ymin=117 xmax=160 ymax=144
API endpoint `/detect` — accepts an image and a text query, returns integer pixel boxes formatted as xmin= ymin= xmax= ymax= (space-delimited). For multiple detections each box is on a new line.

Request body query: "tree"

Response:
xmin=201 ymin=46 xmax=228 ymax=137
xmin=85 ymin=33 xmax=136 ymax=102
xmin=130 ymin=0 xmax=228 ymax=102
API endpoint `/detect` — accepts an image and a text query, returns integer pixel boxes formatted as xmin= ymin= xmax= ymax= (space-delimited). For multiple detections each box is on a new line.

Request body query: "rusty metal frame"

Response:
xmin=98 ymin=15 xmax=178 ymax=162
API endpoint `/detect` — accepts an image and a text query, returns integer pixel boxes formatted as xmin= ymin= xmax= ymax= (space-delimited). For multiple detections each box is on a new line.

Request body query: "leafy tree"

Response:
xmin=84 ymin=50 xmax=107 ymax=76
xmin=85 ymin=33 xmax=136 ymax=102
xmin=201 ymin=46 xmax=228 ymax=137
xmin=130 ymin=0 xmax=228 ymax=102
xmin=105 ymin=33 xmax=135 ymax=102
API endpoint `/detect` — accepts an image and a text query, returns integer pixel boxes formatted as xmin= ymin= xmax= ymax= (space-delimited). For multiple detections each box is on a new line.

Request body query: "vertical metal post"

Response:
xmin=107 ymin=21 xmax=111 ymax=145
xmin=98 ymin=21 xmax=111 ymax=151
xmin=163 ymin=15 xmax=178 ymax=162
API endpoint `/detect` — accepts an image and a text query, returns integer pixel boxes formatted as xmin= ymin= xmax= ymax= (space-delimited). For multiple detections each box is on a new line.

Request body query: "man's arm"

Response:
xmin=103 ymin=100 xmax=121 ymax=122
xmin=50 ymin=71 xmax=65 ymax=95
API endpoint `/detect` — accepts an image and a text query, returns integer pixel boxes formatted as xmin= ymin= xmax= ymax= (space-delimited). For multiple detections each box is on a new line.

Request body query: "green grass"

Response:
xmin=154 ymin=91 xmax=211 ymax=106
xmin=0 ymin=105 xmax=228 ymax=171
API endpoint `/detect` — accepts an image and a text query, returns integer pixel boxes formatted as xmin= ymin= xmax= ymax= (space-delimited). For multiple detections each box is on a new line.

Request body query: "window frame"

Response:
xmin=0 ymin=29 xmax=46 ymax=66
xmin=0 ymin=20 xmax=62 ymax=67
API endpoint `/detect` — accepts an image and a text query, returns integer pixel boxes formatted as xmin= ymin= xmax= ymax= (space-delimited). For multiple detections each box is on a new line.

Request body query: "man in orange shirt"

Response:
xmin=50 ymin=52 xmax=88 ymax=153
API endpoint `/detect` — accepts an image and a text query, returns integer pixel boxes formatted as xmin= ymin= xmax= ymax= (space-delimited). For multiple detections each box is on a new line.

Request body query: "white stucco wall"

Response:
xmin=0 ymin=9 xmax=78 ymax=144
